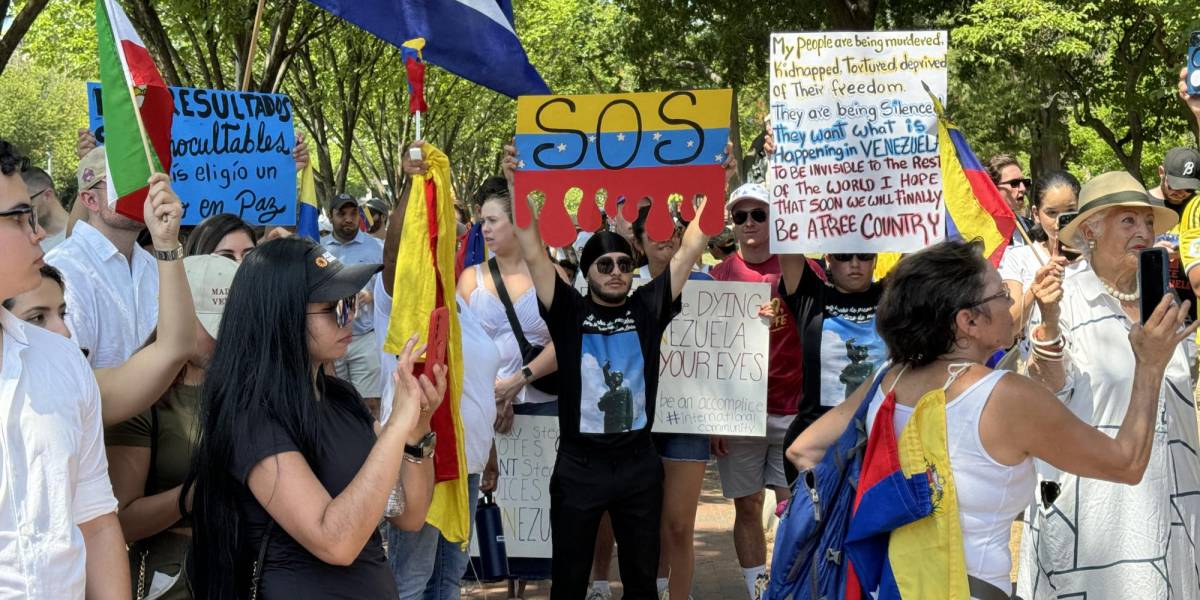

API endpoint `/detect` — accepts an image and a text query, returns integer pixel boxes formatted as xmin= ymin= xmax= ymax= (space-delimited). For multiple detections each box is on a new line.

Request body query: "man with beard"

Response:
xmin=46 ymin=148 xmax=160 ymax=368
xmin=501 ymin=141 xmax=712 ymax=599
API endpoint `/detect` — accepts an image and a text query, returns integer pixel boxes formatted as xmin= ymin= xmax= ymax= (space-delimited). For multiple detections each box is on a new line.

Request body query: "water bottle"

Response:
xmin=475 ymin=492 xmax=509 ymax=580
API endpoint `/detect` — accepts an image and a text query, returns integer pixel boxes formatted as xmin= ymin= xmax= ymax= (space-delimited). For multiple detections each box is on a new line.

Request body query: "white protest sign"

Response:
xmin=470 ymin=415 xmax=557 ymax=559
xmin=768 ymin=31 xmax=948 ymax=254
xmin=653 ymin=280 xmax=770 ymax=436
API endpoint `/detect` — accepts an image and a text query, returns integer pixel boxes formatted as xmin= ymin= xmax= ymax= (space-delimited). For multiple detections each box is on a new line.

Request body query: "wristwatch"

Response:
xmin=521 ymin=366 xmax=534 ymax=381
xmin=153 ymin=244 xmax=184 ymax=262
xmin=404 ymin=431 xmax=437 ymax=462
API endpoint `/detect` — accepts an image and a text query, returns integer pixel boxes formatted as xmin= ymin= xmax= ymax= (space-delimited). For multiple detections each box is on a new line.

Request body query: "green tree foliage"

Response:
xmin=954 ymin=0 xmax=1199 ymax=183
xmin=0 ymin=57 xmax=88 ymax=193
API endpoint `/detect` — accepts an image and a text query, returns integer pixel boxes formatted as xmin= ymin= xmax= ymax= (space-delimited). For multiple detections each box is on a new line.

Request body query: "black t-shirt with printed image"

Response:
xmin=780 ymin=262 xmax=886 ymax=435
xmin=541 ymin=271 xmax=681 ymax=456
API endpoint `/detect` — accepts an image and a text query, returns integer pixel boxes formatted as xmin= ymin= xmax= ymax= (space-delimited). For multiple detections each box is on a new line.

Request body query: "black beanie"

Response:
xmin=579 ymin=231 xmax=634 ymax=276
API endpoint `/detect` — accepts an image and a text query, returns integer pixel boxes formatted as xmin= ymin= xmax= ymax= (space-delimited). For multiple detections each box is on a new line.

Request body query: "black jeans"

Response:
xmin=549 ymin=445 xmax=664 ymax=600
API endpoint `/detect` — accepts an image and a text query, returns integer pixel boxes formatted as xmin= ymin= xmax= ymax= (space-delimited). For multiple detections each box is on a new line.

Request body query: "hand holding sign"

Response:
xmin=512 ymin=90 xmax=733 ymax=247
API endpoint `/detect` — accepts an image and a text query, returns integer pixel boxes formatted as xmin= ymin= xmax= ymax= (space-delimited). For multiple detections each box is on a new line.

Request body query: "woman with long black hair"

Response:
xmin=187 ymin=237 xmax=446 ymax=599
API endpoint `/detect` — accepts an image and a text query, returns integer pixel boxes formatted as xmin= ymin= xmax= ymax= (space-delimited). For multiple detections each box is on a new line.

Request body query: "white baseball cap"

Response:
xmin=184 ymin=255 xmax=239 ymax=339
xmin=726 ymin=182 xmax=769 ymax=212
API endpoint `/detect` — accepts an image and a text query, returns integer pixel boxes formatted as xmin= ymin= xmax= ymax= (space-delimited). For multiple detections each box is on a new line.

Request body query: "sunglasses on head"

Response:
xmin=593 ymin=256 xmax=635 ymax=275
xmin=307 ymin=294 xmax=358 ymax=328
xmin=732 ymin=208 xmax=767 ymax=225
xmin=829 ymin=253 xmax=876 ymax=262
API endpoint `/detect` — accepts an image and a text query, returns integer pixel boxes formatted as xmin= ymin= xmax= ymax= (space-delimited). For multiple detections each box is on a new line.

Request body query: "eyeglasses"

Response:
xmin=998 ymin=178 xmax=1031 ymax=190
xmin=732 ymin=208 xmax=768 ymax=225
xmin=965 ymin=287 xmax=1012 ymax=309
xmin=829 ymin=253 xmax=876 ymax=262
xmin=306 ymin=294 xmax=358 ymax=328
xmin=0 ymin=203 xmax=38 ymax=233
xmin=593 ymin=256 xmax=636 ymax=275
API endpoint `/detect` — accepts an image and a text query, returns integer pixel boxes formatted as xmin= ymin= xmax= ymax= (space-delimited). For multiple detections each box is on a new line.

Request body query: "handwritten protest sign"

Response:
xmin=653 ymin=280 xmax=770 ymax=436
xmin=88 ymin=83 xmax=297 ymax=226
xmin=513 ymin=90 xmax=732 ymax=247
xmin=768 ymin=31 xmax=947 ymax=253
xmin=470 ymin=415 xmax=557 ymax=559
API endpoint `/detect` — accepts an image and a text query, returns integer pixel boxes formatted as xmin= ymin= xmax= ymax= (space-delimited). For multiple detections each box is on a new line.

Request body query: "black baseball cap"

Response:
xmin=329 ymin=193 xmax=358 ymax=212
xmin=304 ymin=244 xmax=381 ymax=303
xmin=1164 ymin=147 xmax=1200 ymax=190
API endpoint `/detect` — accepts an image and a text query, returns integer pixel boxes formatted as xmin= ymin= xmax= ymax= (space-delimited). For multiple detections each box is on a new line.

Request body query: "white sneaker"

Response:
xmin=752 ymin=572 xmax=769 ymax=600
xmin=586 ymin=588 xmax=612 ymax=600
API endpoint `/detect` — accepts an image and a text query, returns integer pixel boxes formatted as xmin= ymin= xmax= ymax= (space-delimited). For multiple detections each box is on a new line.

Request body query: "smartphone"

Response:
xmin=1139 ymin=247 xmax=1171 ymax=324
xmin=1056 ymin=211 xmax=1078 ymax=232
xmin=421 ymin=306 xmax=450 ymax=379
xmin=1189 ymin=32 xmax=1200 ymax=96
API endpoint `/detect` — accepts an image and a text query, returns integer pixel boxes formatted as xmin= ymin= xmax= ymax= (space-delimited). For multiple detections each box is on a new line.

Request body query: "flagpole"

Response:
xmin=242 ymin=0 xmax=268 ymax=91
xmin=128 ymin=85 xmax=157 ymax=175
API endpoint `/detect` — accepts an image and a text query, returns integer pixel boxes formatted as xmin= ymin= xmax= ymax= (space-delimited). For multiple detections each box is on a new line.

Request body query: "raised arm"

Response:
xmin=669 ymin=195 xmax=712 ymax=299
xmin=1179 ymin=67 xmax=1200 ymax=148
xmin=383 ymin=141 xmax=427 ymax=297
xmin=998 ymin=296 xmax=1197 ymax=483
xmin=95 ymin=173 xmax=195 ymax=426
xmin=502 ymin=143 xmax=558 ymax=309
xmin=779 ymin=254 xmax=809 ymax=296
xmin=247 ymin=338 xmax=445 ymax=565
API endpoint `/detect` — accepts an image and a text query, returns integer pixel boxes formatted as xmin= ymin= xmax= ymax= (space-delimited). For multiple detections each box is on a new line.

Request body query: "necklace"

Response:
xmin=1099 ymin=278 xmax=1139 ymax=302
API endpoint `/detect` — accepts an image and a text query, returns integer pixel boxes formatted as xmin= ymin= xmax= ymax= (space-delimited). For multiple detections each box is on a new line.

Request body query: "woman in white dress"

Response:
xmin=1017 ymin=171 xmax=1200 ymax=599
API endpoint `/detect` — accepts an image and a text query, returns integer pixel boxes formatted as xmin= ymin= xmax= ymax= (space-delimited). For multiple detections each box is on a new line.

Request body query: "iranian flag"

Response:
xmin=96 ymin=0 xmax=173 ymax=221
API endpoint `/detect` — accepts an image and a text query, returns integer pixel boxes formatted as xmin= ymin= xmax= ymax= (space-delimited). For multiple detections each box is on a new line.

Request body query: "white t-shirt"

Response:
xmin=997 ymin=244 xmax=1048 ymax=289
xmin=0 ymin=308 xmax=118 ymax=599
xmin=374 ymin=279 xmax=501 ymax=474
xmin=45 ymin=222 xmax=158 ymax=368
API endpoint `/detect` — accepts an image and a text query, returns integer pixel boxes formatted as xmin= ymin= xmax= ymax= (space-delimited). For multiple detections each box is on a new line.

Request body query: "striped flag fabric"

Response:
xmin=296 ymin=162 xmax=321 ymax=240
xmin=304 ymin=0 xmax=549 ymax=99
xmin=383 ymin=143 xmax=470 ymax=544
xmin=95 ymin=0 xmax=172 ymax=221
xmin=843 ymin=385 xmax=970 ymax=599
xmin=928 ymin=91 xmax=1016 ymax=267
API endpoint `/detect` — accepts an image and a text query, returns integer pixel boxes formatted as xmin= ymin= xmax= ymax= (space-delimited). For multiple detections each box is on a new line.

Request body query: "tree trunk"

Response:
xmin=0 ymin=0 xmax=49 ymax=77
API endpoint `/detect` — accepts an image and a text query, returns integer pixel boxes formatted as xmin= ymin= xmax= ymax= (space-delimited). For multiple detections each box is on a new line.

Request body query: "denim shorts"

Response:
xmin=653 ymin=432 xmax=710 ymax=462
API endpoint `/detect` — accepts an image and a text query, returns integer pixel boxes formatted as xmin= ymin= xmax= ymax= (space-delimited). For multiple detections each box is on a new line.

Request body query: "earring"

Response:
xmin=1087 ymin=238 xmax=1096 ymax=250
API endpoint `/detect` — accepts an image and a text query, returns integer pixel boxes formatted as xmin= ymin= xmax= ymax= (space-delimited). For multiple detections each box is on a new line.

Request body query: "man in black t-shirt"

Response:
xmin=503 ymin=147 xmax=713 ymax=600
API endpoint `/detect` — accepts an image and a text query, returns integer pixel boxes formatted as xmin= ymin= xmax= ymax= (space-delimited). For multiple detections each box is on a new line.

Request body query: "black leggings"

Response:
xmin=548 ymin=446 xmax=663 ymax=600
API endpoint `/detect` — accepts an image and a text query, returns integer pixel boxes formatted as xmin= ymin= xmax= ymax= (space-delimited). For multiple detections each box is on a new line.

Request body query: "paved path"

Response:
xmin=463 ymin=462 xmax=772 ymax=599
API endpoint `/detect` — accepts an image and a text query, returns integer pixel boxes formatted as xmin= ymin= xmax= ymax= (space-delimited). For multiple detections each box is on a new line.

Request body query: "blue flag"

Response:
xmin=305 ymin=0 xmax=550 ymax=99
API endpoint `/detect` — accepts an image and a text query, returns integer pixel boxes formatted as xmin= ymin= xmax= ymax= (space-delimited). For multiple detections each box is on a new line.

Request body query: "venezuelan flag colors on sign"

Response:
xmin=513 ymin=89 xmax=731 ymax=247
xmin=931 ymin=94 xmax=1016 ymax=267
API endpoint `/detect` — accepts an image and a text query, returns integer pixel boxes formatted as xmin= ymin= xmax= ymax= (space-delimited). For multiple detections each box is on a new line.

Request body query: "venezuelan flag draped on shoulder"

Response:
xmin=303 ymin=0 xmax=548 ymax=98
xmin=929 ymin=88 xmax=1016 ymax=267
xmin=767 ymin=363 xmax=980 ymax=600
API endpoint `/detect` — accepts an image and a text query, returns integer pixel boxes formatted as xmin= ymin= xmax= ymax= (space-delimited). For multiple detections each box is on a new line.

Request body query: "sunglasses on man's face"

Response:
xmin=998 ymin=178 xmax=1032 ymax=190
xmin=593 ymin=256 xmax=635 ymax=275
xmin=307 ymin=294 xmax=358 ymax=328
xmin=732 ymin=208 xmax=768 ymax=225
xmin=829 ymin=253 xmax=876 ymax=263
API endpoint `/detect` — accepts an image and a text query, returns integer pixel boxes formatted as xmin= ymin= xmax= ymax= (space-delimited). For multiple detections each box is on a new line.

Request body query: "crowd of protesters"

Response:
xmin=4 ymin=64 xmax=1200 ymax=600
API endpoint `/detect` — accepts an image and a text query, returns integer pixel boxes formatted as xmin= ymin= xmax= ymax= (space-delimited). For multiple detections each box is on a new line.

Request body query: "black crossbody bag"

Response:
xmin=487 ymin=258 xmax=560 ymax=396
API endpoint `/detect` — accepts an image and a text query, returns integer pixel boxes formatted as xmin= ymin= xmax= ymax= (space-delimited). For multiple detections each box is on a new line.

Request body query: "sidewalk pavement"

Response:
xmin=462 ymin=461 xmax=773 ymax=599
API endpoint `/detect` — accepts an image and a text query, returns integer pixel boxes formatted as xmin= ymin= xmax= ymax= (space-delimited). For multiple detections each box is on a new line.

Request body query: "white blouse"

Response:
xmin=1016 ymin=263 xmax=1200 ymax=599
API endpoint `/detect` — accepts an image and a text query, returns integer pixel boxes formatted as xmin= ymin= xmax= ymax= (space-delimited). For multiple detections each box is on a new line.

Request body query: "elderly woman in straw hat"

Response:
xmin=1016 ymin=171 xmax=1200 ymax=599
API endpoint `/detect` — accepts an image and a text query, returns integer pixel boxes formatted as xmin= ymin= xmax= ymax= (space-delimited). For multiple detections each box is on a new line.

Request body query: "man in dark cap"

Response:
xmin=501 ymin=144 xmax=712 ymax=600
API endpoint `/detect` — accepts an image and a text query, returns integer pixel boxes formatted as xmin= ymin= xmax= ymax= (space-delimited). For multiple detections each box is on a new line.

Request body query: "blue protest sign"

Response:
xmin=87 ymin=83 xmax=297 ymax=226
